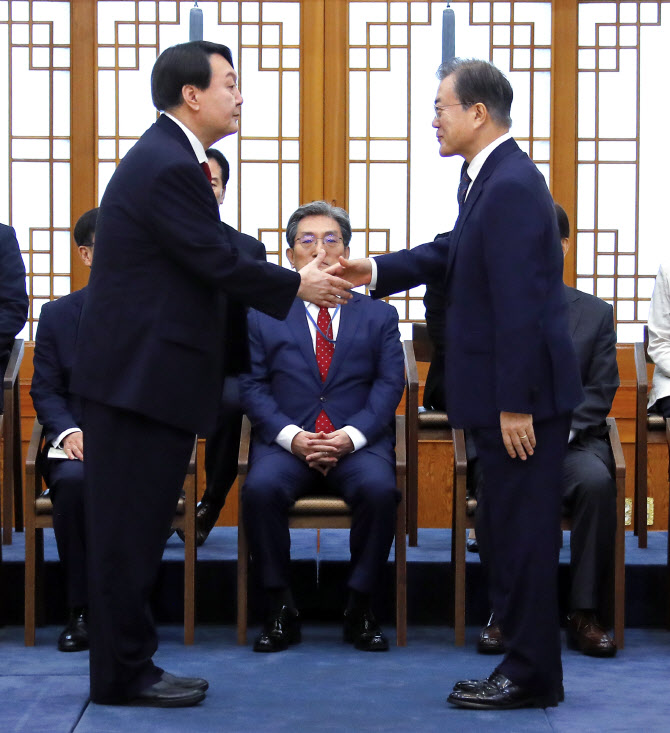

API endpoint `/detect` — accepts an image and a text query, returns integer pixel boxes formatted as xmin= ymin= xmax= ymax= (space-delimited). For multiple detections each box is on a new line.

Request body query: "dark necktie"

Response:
xmin=201 ymin=161 xmax=212 ymax=183
xmin=315 ymin=307 xmax=335 ymax=433
xmin=457 ymin=165 xmax=471 ymax=211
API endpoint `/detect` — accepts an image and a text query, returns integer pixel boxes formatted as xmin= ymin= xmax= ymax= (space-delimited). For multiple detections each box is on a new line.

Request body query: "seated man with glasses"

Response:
xmin=240 ymin=200 xmax=405 ymax=652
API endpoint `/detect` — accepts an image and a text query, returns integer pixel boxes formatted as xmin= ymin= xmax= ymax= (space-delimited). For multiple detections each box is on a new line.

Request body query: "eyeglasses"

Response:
xmin=434 ymin=102 xmax=464 ymax=118
xmin=295 ymin=234 xmax=343 ymax=249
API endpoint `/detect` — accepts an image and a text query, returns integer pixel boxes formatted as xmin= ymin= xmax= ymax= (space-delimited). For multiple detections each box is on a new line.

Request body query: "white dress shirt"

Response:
xmin=648 ymin=260 xmax=670 ymax=409
xmin=275 ymin=303 xmax=367 ymax=453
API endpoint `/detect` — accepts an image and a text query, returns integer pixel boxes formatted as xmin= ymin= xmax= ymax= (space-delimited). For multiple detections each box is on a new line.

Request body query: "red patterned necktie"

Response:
xmin=201 ymin=161 xmax=212 ymax=182
xmin=315 ymin=306 xmax=335 ymax=433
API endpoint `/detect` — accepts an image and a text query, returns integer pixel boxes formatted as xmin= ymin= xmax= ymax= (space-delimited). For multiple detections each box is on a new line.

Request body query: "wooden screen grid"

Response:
xmin=2 ymin=1 xmax=72 ymax=340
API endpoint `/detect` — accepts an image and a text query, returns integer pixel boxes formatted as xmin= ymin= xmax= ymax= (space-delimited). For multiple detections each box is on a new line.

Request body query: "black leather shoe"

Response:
xmin=176 ymin=498 xmax=222 ymax=546
xmin=129 ymin=680 xmax=205 ymax=707
xmin=466 ymin=537 xmax=479 ymax=553
xmin=57 ymin=607 xmax=89 ymax=652
xmin=453 ymin=675 xmax=565 ymax=702
xmin=343 ymin=608 xmax=389 ymax=651
xmin=477 ymin=613 xmax=505 ymax=654
xmin=448 ymin=672 xmax=562 ymax=709
xmin=253 ymin=606 xmax=301 ymax=652
xmin=566 ymin=611 xmax=617 ymax=657
xmin=160 ymin=671 xmax=209 ymax=692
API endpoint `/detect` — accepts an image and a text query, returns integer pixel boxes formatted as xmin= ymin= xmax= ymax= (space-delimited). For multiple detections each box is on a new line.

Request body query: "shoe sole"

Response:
xmin=476 ymin=643 xmax=505 ymax=655
xmin=447 ymin=694 xmax=560 ymax=710
xmin=566 ymin=633 xmax=617 ymax=657
xmin=128 ymin=691 xmax=206 ymax=708
xmin=253 ymin=631 xmax=302 ymax=652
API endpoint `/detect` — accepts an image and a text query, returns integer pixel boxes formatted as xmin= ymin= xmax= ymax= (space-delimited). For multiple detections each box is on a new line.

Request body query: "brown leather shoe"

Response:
xmin=566 ymin=611 xmax=617 ymax=657
xmin=477 ymin=613 xmax=505 ymax=654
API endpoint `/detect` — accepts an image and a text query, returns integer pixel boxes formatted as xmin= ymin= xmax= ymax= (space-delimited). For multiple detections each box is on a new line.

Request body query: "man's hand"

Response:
xmin=291 ymin=430 xmax=335 ymax=475
xmin=297 ymin=250 xmax=353 ymax=308
xmin=500 ymin=412 xmax=535 ymax=460
xmin=325 ymin=256 xmax=373 ymax=288
xmin=305 ymin=430 xmax=354 ymax=465
xmin=62 ymin=431 xmax=84 ymax=461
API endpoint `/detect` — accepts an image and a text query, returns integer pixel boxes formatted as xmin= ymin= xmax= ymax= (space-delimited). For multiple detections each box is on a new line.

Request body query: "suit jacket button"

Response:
xmin=320 ymin=396 xmax=326 ymax=402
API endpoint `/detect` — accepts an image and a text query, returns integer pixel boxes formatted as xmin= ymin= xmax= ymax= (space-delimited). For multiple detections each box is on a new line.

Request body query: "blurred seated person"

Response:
xmin=647 ymin=258 xmax=670 ymax=417
xmin=239 ymin=201 xmax=404 ymax=653
xmin=423 ymin=202 xmax=619 ymax=657
xmin=0 ymin=222 xmax=29 ymax=412
xmin=30 ymin=208 xmax=98 ymax=652
xmin=192 ymin=147 xmax=267 ymax=546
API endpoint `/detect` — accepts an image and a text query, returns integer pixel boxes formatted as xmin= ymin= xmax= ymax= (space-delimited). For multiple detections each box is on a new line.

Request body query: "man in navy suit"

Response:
xmin=332 ymin=59 xmax=583 ymax=708
xmin=31 ymin=208 xmax=98 ymax=653
xmin=426 ymin=203 xmax=619 ymax=658
xmin=0 ymin=223 xmax=28 ymax=413
xmin=240 ymin=201 xmax=405 ymax=653
xmin=70 ymin=42 xmax=352 ymax=707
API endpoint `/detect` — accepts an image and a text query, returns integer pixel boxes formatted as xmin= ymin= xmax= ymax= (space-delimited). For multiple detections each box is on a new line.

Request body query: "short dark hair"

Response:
xmin=205 ymin=148 xmax=230 ymax=187
xmin=554 ymin=203 xmax=570 ymax=240
xmin=436 ymin=58 xmax=513 ymax=128
xmin=286 ymin=201 xmax=352 ymax=248
xmin=73 ymin=208 xmax=98 ymax=248
xmin=151 ymin=41 xmax=234 ymax=111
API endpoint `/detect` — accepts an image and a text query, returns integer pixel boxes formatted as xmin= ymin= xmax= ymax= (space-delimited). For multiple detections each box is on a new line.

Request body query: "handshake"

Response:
xmin=296 ymin=250 xmax=375 ymax=308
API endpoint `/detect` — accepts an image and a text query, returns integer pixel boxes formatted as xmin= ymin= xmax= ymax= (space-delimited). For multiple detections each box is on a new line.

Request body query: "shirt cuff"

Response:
xmin=276 ymin=424 xmax=303 ymax=453
xmin=368 ymin=257 xmax=378 ymax=291
xmin=342 ymin=425 xmax=367 ymax=452
xmin=568 ymin=428 xmax=577 ymax=443
xmin=54 ymin=427 xmax=82 ymax=448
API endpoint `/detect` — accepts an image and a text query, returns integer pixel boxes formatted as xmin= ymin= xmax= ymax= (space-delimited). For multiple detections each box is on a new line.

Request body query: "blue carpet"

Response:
xmin=1 ymin=625 xmax=670 ymax=732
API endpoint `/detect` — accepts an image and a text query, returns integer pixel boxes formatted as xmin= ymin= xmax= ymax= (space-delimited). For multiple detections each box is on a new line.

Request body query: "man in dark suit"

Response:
xmin=0 ymin=224 xmax=28 ymax=413
xmin=70 ymin=42 xmax=352 ymax=708
xmin=240 ymin=201 xmax=405 ymax=653
xmin=30 ymin=208 xmax=98 ymax=653
xmin=331 ymin=59 xmax=583 ymax=709
xmin=426 ymin=203 xmax=619 ymax=657
xmin=195 ymin=148 xmax=267 ymax=545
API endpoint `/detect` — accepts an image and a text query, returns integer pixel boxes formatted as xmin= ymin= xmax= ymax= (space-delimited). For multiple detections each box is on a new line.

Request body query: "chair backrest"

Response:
xmin=411 ymin=322 xmax=434 ymax=364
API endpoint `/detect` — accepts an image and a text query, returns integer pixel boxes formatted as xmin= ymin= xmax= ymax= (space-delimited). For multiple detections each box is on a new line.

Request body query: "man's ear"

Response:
xmin=181 ymin=84 xmax=199 ymax=111
xmin=78 ymin=245 xmax=93 ymax=267
xmin=286 ymin=247 xmax=295 ymax=269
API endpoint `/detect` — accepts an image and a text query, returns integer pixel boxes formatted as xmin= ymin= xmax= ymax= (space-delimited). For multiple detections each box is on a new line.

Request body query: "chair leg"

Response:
xmin=395 ymin=483 xmax=407 ymax=646
xmin=237 ymin=514 xmax=248 ymax=645
xmin=452 ymin=458 xmax=467 ymax=647
xmin=24 ymin=524 xmax=40 ymax=646
xmin=12 ymin=383 xmax=23 ymax=533
xmin=614 ymin=479 xmax=626 ymax=650
xmin=183 ymin=476 xmax=196 ymax=646
xmin=2 ymin=391 xmax=14 ymax=545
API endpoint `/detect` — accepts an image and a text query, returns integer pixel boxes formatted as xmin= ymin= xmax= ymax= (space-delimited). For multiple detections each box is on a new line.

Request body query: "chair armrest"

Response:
xmin=666 ymin=418 xmax=670 ymax=449
xmin=26 ymin=418 xmax=43 ymax=477
xmin=395 ymin=415 xmax=406 ymax=477
xmin=186 ymin=438 xmax=197 ymax=475
xmin=402 ymin=339 xmax=419 ymax=396
xmin=238 ymin=415 xmax=251 ymax=477
xmin=3 ymin=338 xmax=24 ymax=390
xmin=452 ymin=427 xmax=468 ymax=476
xmin=633 ymin=341 xmax=648 ymax=394
xmin=606 ymin=417 xmax=626 ymax=480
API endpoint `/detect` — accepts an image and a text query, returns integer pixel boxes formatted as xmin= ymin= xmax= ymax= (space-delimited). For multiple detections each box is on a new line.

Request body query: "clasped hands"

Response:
xmin=291 ymin=429 xmax=354 ymax=476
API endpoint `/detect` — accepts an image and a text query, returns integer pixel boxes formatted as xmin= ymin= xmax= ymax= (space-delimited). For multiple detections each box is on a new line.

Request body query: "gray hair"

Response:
xmin=436 ymin=58 xmax=512 ymax=129
xmin=285 ymin=200 xmax=352 ymax=247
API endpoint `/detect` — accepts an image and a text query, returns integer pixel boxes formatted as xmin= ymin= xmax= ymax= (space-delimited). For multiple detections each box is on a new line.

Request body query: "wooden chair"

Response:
xmin=237 ymin=414 xmax=407 ymax=646
xmin=452 ymin=416 xmax=626 ymax=649
xmin=403 ymin=323 xmax=452 ymax=547
xmin=24 ymin=418 xmax=198 ymax=645
xmin=633 ymin=325 xmax=667 ymax=548
xmin=1 ymin=338 xmax=24 ymax=547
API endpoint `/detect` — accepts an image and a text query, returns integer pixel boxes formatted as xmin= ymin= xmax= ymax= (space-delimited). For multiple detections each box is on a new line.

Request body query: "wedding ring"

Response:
xmin=519 ymin=434 xmax=527 ymax=439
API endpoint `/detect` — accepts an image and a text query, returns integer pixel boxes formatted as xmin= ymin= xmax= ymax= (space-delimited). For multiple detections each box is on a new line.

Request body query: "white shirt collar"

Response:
xmin=163 ymin=112 xmax=207 ymax=164
xmin=465 ymin=131 xmax=513 ymax=186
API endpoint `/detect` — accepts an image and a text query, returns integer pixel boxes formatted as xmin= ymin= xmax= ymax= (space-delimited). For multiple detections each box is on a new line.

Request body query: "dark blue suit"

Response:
xmin=374 ymin=138 xmax=583 ymax=696
xmin=31 ymin=288 xmax=87 ymax=608
xmin=0 ymin=224 xmax=28 ymax=412
xmin=240 ymin=293 xmax=404 ymax=595
xmin=70 ymin=115 xmax=300 ymax=703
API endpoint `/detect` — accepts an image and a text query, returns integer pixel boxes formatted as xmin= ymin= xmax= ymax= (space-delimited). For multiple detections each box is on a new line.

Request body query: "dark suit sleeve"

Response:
xmin=239 ymin=309 xmax=300 ymax=444
xmin=0 ymin=225 xmax=28 ymax=347
xmin=343 ymin=306 xmax=405 ymax=444
xmin=31 ymin=303 xmax=80 ymax=444
xmin=149 ymin=161 xmax=298 ymax=320
xmin=373 ymin=233 xmax=452 ymax=299
xmin=571 ymin=302 xmax=619 ymax=432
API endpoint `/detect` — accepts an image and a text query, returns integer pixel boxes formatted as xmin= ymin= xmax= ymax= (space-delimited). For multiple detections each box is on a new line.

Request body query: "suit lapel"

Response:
xmin=286 ymin=299 xmax=323 ymax=385
xmin=325 ymin=294 xmax=361 ymax=385
xmin=444 ymin=138 xmax=521 ymax=280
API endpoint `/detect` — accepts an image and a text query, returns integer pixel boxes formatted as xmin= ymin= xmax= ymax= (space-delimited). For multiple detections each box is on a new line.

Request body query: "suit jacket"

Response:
xmin=70 ymin=115 xmax=299 ymax=435
xmin=374 ymin=138 xmax=583 ymax=429
xmin=566 ymin=286 xmax=619 ymax=435
xmin=31 ymin=288 xmax=86 ymax=446
xmin=0 ymin=223 xmax=29 ymax=411
xmin=239 ymin=293 xmax=405 ymax=466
